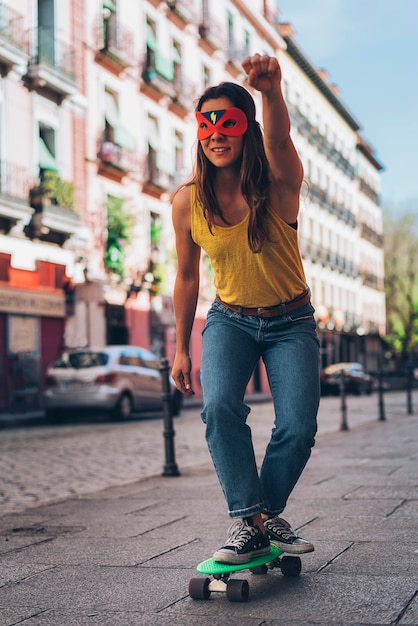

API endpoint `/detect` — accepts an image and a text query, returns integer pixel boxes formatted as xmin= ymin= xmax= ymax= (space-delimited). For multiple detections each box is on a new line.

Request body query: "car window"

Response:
xmin=119 ymin=350 xmax=144 ymax=367
xmin=138 ymin=349 xmax=160 ymax=371
xmin=53 ymin=352 xmax=108 ymax=368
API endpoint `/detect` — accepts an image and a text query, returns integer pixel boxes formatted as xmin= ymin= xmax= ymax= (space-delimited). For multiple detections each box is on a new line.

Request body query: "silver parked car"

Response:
xmin=43 ymin=345 xmax=182 ymax=420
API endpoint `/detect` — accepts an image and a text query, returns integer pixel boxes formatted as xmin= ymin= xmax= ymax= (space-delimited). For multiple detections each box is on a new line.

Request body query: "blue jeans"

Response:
xmin=200 ymin=298 xmax=320 ymax=519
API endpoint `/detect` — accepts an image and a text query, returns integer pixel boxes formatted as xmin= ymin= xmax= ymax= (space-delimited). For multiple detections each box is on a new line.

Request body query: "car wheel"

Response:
xmin=113 ymin=392 xmax=133 ymax=420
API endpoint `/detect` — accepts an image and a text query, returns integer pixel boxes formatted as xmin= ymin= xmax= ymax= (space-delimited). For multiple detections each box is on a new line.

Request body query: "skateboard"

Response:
xmin=188 ymin=542 xmax=302 ymax=602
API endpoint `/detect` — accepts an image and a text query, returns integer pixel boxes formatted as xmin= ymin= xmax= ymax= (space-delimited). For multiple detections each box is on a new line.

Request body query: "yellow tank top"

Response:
xmin=190 ymin=186 xmax=307 ymax=307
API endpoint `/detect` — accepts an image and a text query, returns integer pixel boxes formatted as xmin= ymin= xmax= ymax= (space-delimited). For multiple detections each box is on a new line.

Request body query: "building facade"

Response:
xmin=0 ymin=0 xmax=91 ymax=412
xmin=278 ymin=25 xmax=385 ymax=376
xmin=0 ymin=0 xmax=384 ymax=411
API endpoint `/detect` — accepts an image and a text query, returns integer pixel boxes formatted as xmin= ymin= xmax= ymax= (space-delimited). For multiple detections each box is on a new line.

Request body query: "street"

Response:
xmin=0 ymin=390 xmax=415 ymax=516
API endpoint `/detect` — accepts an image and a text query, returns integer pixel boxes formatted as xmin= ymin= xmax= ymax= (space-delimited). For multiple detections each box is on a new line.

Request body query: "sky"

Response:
xmin=275 ymin=0 xmax=418 ymax=215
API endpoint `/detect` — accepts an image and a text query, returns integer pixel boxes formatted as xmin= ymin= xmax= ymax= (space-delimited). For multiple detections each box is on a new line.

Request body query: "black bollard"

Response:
xmin=377 ymin=367 xmax=386 ymax=422
xmin=160 ymin=358 xmax=180 ymax=476
xmin=406 ymin=367 xmax=413 ymax=415
xmin=339 ymin=371 xmax=348 ymax=431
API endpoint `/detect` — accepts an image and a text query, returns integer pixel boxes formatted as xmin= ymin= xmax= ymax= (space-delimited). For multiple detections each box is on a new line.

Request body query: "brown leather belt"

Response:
xmin=216 ymin=288 xmax=311 ymax=318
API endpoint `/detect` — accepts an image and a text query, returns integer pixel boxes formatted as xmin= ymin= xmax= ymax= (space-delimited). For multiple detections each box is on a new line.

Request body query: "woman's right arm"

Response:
xmin=171 ymin=185 xmax=201 ymax=396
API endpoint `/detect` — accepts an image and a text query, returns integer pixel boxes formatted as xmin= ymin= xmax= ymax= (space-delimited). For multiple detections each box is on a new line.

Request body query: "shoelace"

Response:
xmin=267 ymin=518 xmax=296 ymax=541
xmin=225 ymin=521 xmax=258 ymax=549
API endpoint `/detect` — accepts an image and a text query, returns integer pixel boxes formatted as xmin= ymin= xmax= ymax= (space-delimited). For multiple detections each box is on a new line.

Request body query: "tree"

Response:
xmin=384 ymin=212 xmax=418 ymax=368
xmin=105 ymin=195 xmax=136 ymax=279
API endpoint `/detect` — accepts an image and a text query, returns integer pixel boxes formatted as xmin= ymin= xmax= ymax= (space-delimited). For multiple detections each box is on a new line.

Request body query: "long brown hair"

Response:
xmin=194 ymin=82 xmax=271 ymax=253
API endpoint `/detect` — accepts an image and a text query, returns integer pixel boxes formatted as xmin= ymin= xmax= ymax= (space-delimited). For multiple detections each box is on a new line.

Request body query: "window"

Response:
xmin=203 ymin=64 xmax=210 ymax=90
xmin=39 ymin=124 xmax=57 ymax=174
xmin=145 ymin=18 xmax=157 ymax=76
xmin=243 ymin=30 xmax=250 ymax=58
xmin=104 ymin=89 xmax=118 ymax=145
xmin=201 ymin=0 xmax=209 ymax=23
xmin=170 ymin=130 xmax=184 ymax=187
xmin=147 ymin=115 xmax=159 ymax=183
xmin=103 ymin=89 xmax=135 ymax=152
xmin=37 ymin=0 xmax=55 ymax=64
xmin=227 ymin=11 xmax=235 ymax=60
xmin=145 ymin=17 xmax=174 ymax=81
xmin=173 ymin=40 xmax=182 ymax=91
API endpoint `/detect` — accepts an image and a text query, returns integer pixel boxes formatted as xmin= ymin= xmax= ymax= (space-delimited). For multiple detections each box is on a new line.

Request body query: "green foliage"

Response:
xmin=41 ymin=170 xmax=75 ymax=210
xmin=150 ymin=222 xmax=163 ymax=246
xmin=105 ymin=195 xmax=136 ymax=278
xmin=384 ymin=211 xmax=418 ymax=367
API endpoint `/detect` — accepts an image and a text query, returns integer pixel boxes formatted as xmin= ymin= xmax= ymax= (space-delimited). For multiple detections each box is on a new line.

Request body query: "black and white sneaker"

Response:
xmin=213 ymin=518 xmax=271 ymax=564
xmin=264 ymin=516 xmax=314 ymax=554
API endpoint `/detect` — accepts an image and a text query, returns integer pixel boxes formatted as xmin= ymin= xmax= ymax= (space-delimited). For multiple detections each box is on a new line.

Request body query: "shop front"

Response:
xmin=0 ymin=287 xmax=66 ymax=413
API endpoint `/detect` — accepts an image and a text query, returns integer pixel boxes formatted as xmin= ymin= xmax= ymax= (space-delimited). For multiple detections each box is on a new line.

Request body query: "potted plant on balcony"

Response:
xmin=40 ymin=170 xmax=75 ymax=210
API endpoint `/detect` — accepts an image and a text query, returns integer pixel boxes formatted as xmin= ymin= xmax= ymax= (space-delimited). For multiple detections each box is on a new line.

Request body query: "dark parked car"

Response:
xmin=320 ymin=362 xmax=375 ymax=396
xmin=43 ymin=345 xmax=182 ymax=420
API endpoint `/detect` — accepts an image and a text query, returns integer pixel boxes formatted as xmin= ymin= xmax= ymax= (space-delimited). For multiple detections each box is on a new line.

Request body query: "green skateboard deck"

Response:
xmin=197 ymin=544 xmax=282 ymax=575
xmin=189 ymin=542 xmax=302 ymax=602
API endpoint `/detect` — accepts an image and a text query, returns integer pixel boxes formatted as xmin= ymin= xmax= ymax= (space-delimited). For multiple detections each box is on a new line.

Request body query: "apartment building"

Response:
xmin=0 ymin=0 xmax=384 ymax=411
xmin=278 ymin=25 xmax=385 ymax=374
xmin=0 ymin=0 xmax=90 ymax=412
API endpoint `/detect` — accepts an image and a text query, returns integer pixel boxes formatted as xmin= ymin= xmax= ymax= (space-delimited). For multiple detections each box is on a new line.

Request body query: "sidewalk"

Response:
xmin=1 ymin=409 xmax=418 ymax=625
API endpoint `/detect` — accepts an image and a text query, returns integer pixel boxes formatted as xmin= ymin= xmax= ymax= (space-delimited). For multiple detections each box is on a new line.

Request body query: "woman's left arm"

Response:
xmin=242 ymin=54 xmax=303 ymax=220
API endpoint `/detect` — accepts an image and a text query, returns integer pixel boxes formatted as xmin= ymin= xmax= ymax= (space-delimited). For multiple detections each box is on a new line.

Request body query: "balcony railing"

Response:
xmin=359 ymin=178 xmax=379 ymax=204
xmin=308 ymin=181 xmax=356 ymax=227
xmin=360 ymin=222 xmax=384 ymax=247
xmin=24 ymin=183 xmax=82 ymax=245
xmin=23 ymin=26 xmax=77 ymax=102
xmin=299 ymin=237 xmax=360 ymax=278
xmin=0 ymin=160 xmax=32 ymax=201
xmin=197 ymin=18 xmax=225 ymax=53
xmin=97 ymin=139 xmax=139 ymax=177
xmin=96 ymin=13 xmax=135 ymax=71
xmin=166 ymin=0 xmax=194 ymax=26
xmin=0 ymin=3 xmax=24 ymax=50
xmin=0 ymin=160 xmax=33 ymax=233
xmin=29 ymin=26 xmax=75 ymax=82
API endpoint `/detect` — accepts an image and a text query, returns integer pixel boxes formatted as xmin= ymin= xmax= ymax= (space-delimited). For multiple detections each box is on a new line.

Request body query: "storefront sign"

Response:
xmin=0 ymin=287 xmax=66 ymax=318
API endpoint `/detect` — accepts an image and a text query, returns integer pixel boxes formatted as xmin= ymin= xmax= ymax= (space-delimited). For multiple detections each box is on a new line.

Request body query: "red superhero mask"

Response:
xmin=196 ymin=107 xmax=248 ymax=140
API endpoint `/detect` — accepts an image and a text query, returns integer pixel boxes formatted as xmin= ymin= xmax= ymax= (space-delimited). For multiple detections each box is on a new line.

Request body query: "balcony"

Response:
xmin=141 ymin=35 xmax=183 ymax=104
xmin=97 ymin=138 xmax=138 ymax=182
xmin=23 ymin=27 xmax=77 ymax=104
xmin=197 ymin=19 xmax=225 ymax=55
xmin=0 ymin=4 xmax=28 ymax=75
xmin=169 ymin=73 xmax=195 ymax=117
xmin=95 ymin=13 xmax=135 ymax=75
xmin=0 ymin=161 xmax=33 ymax=234
xmin=165 ymin=0 xmax=194 ymax=30
xmin=226 ymin=44 xmax=247 ymax=78
xmin=360 ymin=222 xmax=384 ymax=247
xmin=359 ymin=178 xmax=379 ymax=204
xmin=142 ymin=152 xmax=170 ymax=198
xmin=361 ymin=269 xmax=381 ymax=290
xmin=24 ymin=174 xmax=84 ymax=246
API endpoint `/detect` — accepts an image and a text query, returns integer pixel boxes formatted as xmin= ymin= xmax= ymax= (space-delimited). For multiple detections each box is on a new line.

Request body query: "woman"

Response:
xmin=171 ymin=54 xmax=320 ymax=564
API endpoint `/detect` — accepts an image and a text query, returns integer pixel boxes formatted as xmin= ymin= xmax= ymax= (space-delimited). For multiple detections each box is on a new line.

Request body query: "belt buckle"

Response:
xmin=257 ymin=307 xmax=265 ymax=316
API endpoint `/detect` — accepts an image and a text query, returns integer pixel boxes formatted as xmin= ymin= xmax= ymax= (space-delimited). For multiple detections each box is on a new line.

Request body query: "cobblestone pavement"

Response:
xmin=0 ymin=390 xmax=416 ymax=516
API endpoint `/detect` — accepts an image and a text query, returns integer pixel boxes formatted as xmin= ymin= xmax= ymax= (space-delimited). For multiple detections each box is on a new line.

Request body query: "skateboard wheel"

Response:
xmin=188 ymin=576 xmax=211 ymax=600
xmin=280 ymin=555 xmax=302 ymax=577
xmin=249 ymin=564 xmax=268 ymax=575
xmin=226 ymin=579 xmax=249 ymax=602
